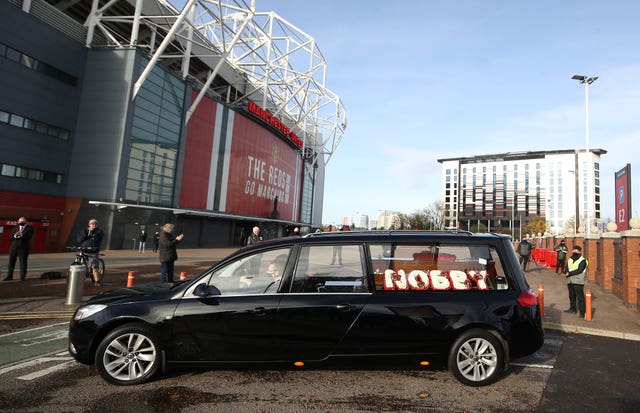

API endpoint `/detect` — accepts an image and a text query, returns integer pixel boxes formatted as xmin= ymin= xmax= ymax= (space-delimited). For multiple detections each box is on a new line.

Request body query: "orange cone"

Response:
xmin=127 ymin=271 xmax=135 ymax=287
xmin=180 ymin=271 xmax=187 ymax=281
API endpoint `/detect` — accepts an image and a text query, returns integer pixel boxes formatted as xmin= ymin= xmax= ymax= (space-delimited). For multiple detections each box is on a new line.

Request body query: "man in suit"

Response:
xmin=4 ymin=217 xmax=34 ymax=281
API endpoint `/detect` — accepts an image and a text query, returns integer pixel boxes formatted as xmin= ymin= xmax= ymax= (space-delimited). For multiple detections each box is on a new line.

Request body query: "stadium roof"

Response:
xmin=38 ymin=0 xmax=346 ymax=166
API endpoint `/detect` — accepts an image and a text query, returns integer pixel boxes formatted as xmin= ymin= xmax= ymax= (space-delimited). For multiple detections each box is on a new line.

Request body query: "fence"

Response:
xmin=523 ymin=229 xmax=640 ymax=311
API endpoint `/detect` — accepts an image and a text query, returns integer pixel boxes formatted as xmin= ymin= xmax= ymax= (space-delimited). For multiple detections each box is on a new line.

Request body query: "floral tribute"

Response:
xmin=383 ymin=269 xmax=490 ymax=291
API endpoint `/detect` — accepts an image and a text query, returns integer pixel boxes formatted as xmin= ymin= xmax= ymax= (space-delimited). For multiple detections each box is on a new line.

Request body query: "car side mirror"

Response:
xmin=194 ymin=283 xmax=221 ymax=297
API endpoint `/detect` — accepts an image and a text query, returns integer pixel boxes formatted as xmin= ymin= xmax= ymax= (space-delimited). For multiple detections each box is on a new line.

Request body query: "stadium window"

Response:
xmin=9 ymin=114 xmax=24 ymax=127
xmin=35 ymin=122 xmax=48 ymax=134
xmin=5 ymin=47 xmax=20 ymax=62
xmin=1 ymin=164 xmax=16 ymax=176
xmin=23 ymin=118 xmax=36 ymax=130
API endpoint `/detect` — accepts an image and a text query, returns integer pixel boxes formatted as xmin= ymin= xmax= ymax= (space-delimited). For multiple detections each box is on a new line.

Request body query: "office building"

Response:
xmin=438 ymin=149 xmax=606 ymax=237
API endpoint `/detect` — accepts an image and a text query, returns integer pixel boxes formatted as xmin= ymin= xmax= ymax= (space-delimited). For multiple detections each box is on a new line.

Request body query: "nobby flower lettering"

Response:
xmin=384 ymin=269 xmax=490 ymax=291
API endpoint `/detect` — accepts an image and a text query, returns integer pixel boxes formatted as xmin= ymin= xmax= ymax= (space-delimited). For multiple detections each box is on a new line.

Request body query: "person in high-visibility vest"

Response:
xmin=564 ymin=245 xmax=588 ymax=318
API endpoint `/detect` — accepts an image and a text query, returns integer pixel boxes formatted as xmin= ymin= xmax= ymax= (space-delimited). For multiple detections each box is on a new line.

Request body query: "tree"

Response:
xmin=408 ymin=209 xmax=429 ymax=229
xmin=524 ymin=217 xmax=547 ymax=236
xmin=391 ymin=213 xmax=410 ymax=229
xmin=407 ymin=201 xmax=446 ymax=230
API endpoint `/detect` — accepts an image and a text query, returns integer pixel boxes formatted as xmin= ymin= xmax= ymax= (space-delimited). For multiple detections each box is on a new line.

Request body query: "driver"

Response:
xmin=240 ymin=255 xmax=286 ymax=289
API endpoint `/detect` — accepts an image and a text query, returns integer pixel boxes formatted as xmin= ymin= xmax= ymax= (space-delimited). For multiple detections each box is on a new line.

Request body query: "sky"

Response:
xmin=256 ymin=1 xmax=640 ymax=226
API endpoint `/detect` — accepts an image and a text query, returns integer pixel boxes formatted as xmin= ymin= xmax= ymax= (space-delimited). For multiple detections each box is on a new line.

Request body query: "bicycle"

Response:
xmin=66 ymin=246 xmax=106 ymax=283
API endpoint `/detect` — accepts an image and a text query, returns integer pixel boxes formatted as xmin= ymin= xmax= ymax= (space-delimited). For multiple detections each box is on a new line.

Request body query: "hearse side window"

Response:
xmin=291 ymin=245 xmax=368 ymax=293
xmin=370 ymin=243 xmax=509 ymax=292
xmin=206 ymin=247 xmax=291 ymax=295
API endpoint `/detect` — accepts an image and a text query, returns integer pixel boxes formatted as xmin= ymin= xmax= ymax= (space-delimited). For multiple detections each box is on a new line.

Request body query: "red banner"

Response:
xmin=615 ymin=164 xmax=631 ymax=231
xmin=225 ymin=112 xmax=301 ymax=221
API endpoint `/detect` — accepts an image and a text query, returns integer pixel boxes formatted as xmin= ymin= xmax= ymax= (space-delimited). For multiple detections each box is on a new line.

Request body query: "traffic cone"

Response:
xmin=127 ymin=271 xmax=135 ymax=287
xmin=180 ymin=271 xmax=187 ymax=281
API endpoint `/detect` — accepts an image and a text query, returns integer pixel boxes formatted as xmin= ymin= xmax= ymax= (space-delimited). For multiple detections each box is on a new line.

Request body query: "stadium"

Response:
xmin=0 ymin=0 xmax=346 ymax=252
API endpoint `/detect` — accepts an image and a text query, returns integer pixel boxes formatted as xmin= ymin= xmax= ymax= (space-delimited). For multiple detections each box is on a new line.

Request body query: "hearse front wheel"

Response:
xmin=95 ymin=323 xmax=161 ymax=386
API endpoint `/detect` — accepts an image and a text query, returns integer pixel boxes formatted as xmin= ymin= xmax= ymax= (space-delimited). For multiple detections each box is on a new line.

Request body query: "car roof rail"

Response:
xmin=305 ymin=229 xmax=476 ymax=237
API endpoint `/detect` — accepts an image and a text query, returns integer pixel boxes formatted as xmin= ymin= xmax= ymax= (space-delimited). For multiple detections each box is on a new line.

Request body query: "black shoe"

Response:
xmin=20 ymin=277 xmax=26 ymax=282
xmin=564 ymin=309 xmax=577 ymax=314
xmin=2 ymin=277 xmax=12 ymax=281
xmin=579 ymin=314 xmax=585 ymax=318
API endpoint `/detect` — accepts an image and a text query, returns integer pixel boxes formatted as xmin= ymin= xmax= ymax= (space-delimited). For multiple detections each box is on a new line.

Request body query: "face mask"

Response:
xmin=571 ymin=252 xmax=581 ymax=260
xmin=19 ymin=223 xmax=26 ymax=226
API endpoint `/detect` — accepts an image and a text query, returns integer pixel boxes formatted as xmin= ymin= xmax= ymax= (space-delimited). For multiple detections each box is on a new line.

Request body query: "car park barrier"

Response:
xmin=127 ymin=271 xmax=135 ymax=287
xmin=66 ymin=265 xmax=85 ymax=305
xmin=585 ymin=290 xmax=592 ymax=320
xmin=538 ymin=285 xmax=544 ymax=316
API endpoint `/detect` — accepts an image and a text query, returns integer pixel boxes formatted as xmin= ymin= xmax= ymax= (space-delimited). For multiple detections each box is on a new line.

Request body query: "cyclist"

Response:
xmin=77 ymin=218 xmax=104 ymax=285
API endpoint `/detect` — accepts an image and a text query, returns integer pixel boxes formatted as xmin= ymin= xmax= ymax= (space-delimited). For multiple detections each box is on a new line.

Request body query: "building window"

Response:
xmin=1 ymin=162 xmax=63 ymax=183
xmin=0 ymin=109 xmax=71 ymax=140
xmin=125 ymin=59 xmax=185 ymax=206
xmin=0 ymin=41 xmax=78 ymax=86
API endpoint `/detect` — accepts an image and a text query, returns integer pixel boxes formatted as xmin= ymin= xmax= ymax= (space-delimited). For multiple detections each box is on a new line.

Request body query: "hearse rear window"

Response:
xmin=369 ymin=243 xmax=508 ymax=292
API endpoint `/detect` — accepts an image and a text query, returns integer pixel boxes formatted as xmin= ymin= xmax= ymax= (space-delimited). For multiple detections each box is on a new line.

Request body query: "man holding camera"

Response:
xmin=3 ymin=217 xmax=34 ymax=281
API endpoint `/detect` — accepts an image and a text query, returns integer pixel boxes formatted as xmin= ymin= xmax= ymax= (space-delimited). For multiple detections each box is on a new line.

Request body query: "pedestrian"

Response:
xmin=138 ymin=230 xmax=147 ymax=253
xmin=153 ymin=231 xmax=160 ymax=252
xmin=77 ymin=218 xmax=104 ymax=285
xmin=246 ymin=226 xmax=263 ymax=245
xmin=564 ymin=245 xmax=588 ymax=318
xmin=292 ymin=227 xmax=300 ymax=237
xmin=517 ymin=238 xmax=532 ymax=271
xmin=3 ymin=217 xmax=34 ymax=281
xmin=554 ymin=239 xmax=569 ymax=274
xmin=158 ymin=223 xmax=184 ymax=283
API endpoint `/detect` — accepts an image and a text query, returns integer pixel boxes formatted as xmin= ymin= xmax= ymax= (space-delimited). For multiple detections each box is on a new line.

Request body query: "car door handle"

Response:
xmin=251 ymin=307 xmax=267 ymax=315
xmin=336 ymin=304 xmax=351 ymax=311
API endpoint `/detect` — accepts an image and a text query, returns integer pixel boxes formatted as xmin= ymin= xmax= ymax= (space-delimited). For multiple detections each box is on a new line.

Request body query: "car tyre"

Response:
xmin=95 ymin=323 xmax=161 ymax=386
xmin=448 ymin=328 xmax=504 ymax=386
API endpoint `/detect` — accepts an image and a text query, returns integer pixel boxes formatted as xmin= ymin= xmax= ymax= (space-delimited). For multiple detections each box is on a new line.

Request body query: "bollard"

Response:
xmin=585 ymin=290 xmax=592 ymax=321
xmin=66 ymin=265 xmax=86 ymax=305
xmin=180 ymin=271 xmax=187 ymax=281
xmin=127 ymin=271 xmax=135 ymax=287
xmin=538 ymin=285 xmax=544 ymax=316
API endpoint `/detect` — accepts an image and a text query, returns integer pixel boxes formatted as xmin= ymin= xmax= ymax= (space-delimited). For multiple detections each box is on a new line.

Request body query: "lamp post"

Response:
xmin=572 ymin=74 xmax=598 ymax=235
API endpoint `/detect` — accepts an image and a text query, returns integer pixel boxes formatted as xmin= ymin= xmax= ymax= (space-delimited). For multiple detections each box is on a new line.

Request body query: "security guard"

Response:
xmin=564 ymin=245 xmax=588 ymax=318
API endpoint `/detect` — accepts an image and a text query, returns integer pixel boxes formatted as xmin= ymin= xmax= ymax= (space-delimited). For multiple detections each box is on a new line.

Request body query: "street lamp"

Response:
xmin=572 ymin=74 xmax=598 ymax=235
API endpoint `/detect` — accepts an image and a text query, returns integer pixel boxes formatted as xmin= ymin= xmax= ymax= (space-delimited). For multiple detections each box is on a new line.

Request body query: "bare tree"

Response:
xmin=408 ymin=201 xmax=446 ymax=230
xmin=426 ymin=201 xmax=446 ymax=230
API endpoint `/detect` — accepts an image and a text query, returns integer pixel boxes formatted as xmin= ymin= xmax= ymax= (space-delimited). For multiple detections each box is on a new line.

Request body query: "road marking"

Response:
xmin=17 ymin=360 xmax=76 ymax=380
xmin=511 ymin=362 xmax=554 ymax=369
xmin=17 ymin=329 xmax=68 ymax=347
xmin=0 ymin=313 xmax=74 ymax=320
xmin=0 ymin=322 xmax=68 ymax=338
xmin=0 ymin=354 xmax=71 ymax=376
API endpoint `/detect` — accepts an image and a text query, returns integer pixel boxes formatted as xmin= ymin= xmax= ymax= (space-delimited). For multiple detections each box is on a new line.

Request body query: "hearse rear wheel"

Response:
xmin=448 ymin=328 xmax=504 ymax=386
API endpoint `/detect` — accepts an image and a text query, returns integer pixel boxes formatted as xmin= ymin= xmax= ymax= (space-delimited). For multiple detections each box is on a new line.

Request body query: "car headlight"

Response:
xmin=74 ymin=304 xmax=107 ymax=320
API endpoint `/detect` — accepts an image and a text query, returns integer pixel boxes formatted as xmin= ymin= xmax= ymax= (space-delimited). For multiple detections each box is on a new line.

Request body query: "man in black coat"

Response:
xmin=158 ymin=223 xmax=184 ymax=283
xmin=4 ymin=217 xmax=34 ymax=281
